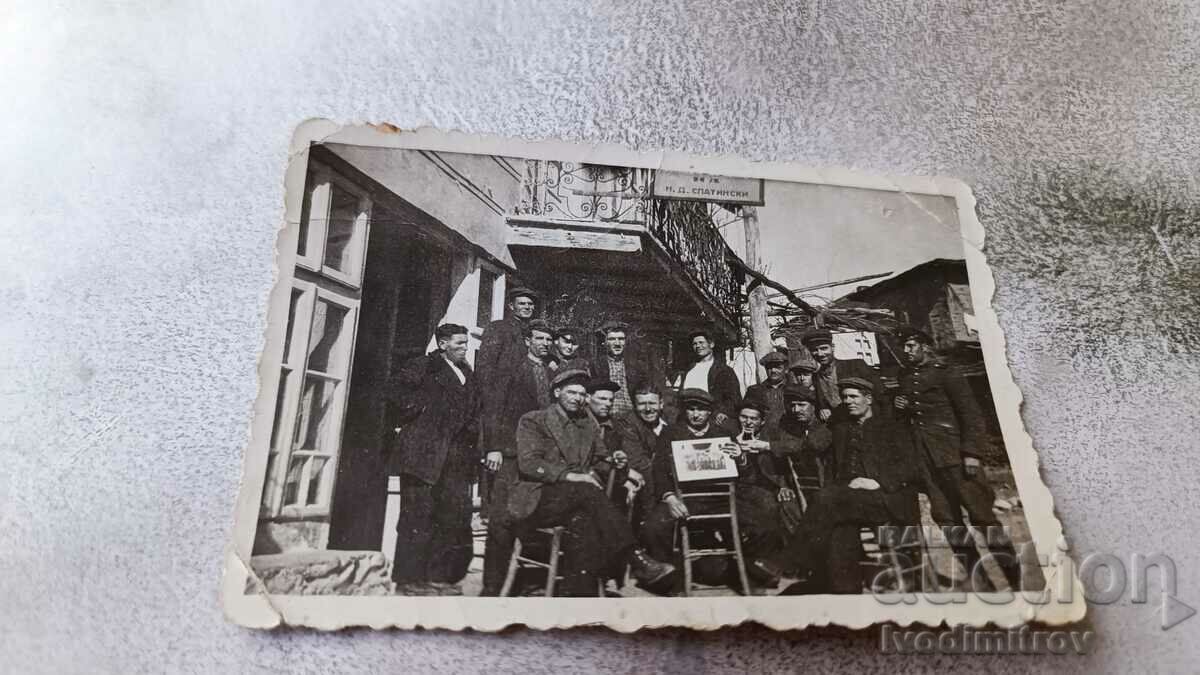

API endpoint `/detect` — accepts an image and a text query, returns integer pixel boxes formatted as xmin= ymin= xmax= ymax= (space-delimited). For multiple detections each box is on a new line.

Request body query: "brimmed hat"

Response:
xmin=678 ymin=388 xmax=714 ymax=407
xmin=735 ymin=397 xmax=769 ymax=416
xmin=837 ymin=377 xmax=875 ymax=395
xmin=551 ymin=368 xmax=590 ymax=389
xmin=895 ymin=325 xmax=934 ymax=345
xmin=800 ymin=328 xmax=832 ymax=348
xmin=598 ymin=319 xmax=630 ymax=336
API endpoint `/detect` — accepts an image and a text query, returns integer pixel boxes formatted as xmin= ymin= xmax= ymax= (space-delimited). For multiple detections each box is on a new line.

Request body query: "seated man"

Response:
xmin=726 ymin=398 xmax=800 ymax=561
xmin=763 ymin=384 xmax=833 ymax=503
xmin=752 ymin=377 xmax=925 ymax=594
xmin=611 ymin=384 xmax=670 ymax=523
xmin=510 ymin=369 xmax=674 ymax=596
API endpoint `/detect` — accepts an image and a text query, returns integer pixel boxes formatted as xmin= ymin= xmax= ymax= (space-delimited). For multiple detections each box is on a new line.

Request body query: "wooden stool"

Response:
xmin=499 ymin=525 xmax=565 ymax=597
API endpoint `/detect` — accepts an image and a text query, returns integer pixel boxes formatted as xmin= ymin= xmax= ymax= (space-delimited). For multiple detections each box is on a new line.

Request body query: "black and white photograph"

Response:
xmin=225 ymin=124 xmax=1080 ymax=630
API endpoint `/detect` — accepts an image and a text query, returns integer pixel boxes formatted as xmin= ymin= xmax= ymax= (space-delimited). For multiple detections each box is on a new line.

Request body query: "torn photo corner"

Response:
xmin=222 ymin=121 xmax=1085 ymax=631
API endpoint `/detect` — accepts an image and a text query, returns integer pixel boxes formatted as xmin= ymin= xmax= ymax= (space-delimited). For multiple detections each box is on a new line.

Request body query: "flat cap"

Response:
xmin=759 ymin=351 xmax=788 ymax=367
xmin=783 ymin=384 xmax=817 ymax=403
xmin=688 ymin=327 xmax=716 ymax=342
xmin=598 ymin=319 xmax=630 ymax=335
xmin=526 ymin=318 xmax=552 ymax=335
xmin=552 ymin=325 xmax=582 ymax=340
xmin=788 ymin=353 xmax=818 ymax=372
xmin=678 ymin=388 xmax=714 ymax=407
xmin=735 ymin=397 xmax=769 ymax=415
xmin=506 ymin=286 xmax=541 ymax=301
xmin=837 ymin=377 xmax=875 ymax=394
xmin=550 ymin=368 xmax=590 ymax=389
xmin=585 ymin=378 xmax=621 ymax=394
xmin=800 ymin=328 xmax=832 ymax=347
xmin=895 ymin=325 xmax=934 ymax=345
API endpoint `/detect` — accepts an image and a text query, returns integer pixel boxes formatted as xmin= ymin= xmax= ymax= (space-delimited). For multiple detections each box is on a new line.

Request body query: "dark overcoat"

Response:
xmin=829 ymin=415 xmax=926 ymax=522
xmin=385 ymin=352 xmax=479 ymax=484
xmin=896 ymin=359 xmax=987 ymax=467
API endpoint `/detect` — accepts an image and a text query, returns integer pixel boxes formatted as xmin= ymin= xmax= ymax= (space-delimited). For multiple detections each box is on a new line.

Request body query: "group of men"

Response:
xmin=384 ymin=286 xmax=1023 ymax=597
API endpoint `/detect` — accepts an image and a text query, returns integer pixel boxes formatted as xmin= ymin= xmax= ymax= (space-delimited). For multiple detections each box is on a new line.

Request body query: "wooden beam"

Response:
xmin=508 ymin=225 xmax=642 ymax=253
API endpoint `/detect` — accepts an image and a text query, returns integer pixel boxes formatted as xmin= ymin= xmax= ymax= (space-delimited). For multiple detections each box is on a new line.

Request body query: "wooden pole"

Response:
xmin=742 ymin=206 xmax=773 ymax=382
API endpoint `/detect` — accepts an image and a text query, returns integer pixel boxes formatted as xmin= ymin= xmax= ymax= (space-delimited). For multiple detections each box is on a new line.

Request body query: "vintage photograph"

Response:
xmin=224 ymin=124 xmax=1082 ymax=630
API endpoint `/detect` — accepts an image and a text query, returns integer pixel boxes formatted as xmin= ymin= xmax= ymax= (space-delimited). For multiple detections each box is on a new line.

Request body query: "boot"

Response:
xmin=629 ymin=548 xmax=675 ymax=586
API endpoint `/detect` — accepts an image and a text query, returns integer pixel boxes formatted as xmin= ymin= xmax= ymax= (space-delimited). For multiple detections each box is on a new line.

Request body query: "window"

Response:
xmin=295 ymin=162 xmax=371 ymax=288
xmin=261 ymin=282 xmax=358 ymax=518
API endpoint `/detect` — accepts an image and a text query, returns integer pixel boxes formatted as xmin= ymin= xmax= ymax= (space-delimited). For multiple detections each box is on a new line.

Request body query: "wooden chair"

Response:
xmin=785 ymin=455 xmax=824 ymax=513
xmin=604 ymin=469 xmax=637 ymax=589
xmin=499 ymin=525 xmax=567 ymax=597
xmin=673 ymin=480 xmax=752 ymax=597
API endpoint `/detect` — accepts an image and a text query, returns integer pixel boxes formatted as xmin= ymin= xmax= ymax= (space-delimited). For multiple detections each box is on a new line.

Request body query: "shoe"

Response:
xmin=394 ymin=581 xmax=440 ymax=596
xmin=750 ymin=559 xmax=785 ymax=586
xmin=629 ymin=549 xmax=676 ymax=586
xmin=428 ymin=581 xmax=463 ymax=596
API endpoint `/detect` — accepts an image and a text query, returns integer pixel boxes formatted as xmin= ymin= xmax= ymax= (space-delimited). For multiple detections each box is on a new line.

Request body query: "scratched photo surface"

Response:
xmin=224 ymin=126 xmax=1080 ymax=631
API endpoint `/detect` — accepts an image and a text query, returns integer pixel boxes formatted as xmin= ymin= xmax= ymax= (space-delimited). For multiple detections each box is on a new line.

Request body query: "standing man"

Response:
xmin=387 ymin=324 xmax=480 ymax=596
xmin=679 ymin=328 xmax=742 ymax=428
xmin=803 ymin=328 xmax=876 ymax=423
xmin=744 ymin=351 xmax=790 ymax=430
xmin=476 ymin=286 xmax=541 ymax=514
xmin=479 ymin=318 xmax=555 ymax=596
xmin=549 ymin=325 xmax=592 ymax=376
xmin=593 ymin=320 xmax=650 ymax=418
xmin=510 ymin=369 xmax=675 ymax=596
xmin=894 ymin=327 xmax=1022 ymax=590
xmin=753 ymin=378 xmax=925 ymax=594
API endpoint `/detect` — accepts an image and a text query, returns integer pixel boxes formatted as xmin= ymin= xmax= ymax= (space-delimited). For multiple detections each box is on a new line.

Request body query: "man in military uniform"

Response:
xmin=894 ymin=327 xmax=1022 ymax=590
xmin=510 ymin=369 xmax=675 ymax=596
xmin=744 ymin=350 xmax=790 ymax=430
xmin=549 ymin=325 xmax=592 ymax=376
xmin=753 ymin=378 xmax=925 ymax=594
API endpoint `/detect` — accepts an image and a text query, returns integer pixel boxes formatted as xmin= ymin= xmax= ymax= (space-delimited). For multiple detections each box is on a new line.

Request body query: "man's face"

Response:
xmin=440 ymin=333 xmax=469 ymax=365
xmin=634 ymin=393 xmax=662 ymax=424
xmin=692 ymin=336 xmax=713 ymax=359
xmin=605 ymin=331 xmax=626 ymax=357
xmin=738 ymin=408 xmax=763 ymax=435
xmin=766 ymin=363 xmax=786 ymax=383
xmin=588 ymin=389 xmax=615 ymax=420
xmin=809 ymin=343 xmax=834 ymax=366
xmin=526 ymin=329 xmax=552 ymax=358
xmin=787 ymin=400 xmax=815 ymax=424
xmin=903 ymin=338 xmax=930 ymax=366
xmin=510 ymin=296 xmax=536 ymax=320
xmin=684 ymin=404 xmax=712 ymax=429
xmin=556 ymin=383 xmax=588 ymax=413
xmin=842 ymin=388 xmax=872 ymax=417
xmin=792 ymin=370 xmax=814 ymax=387
xmin=555 ymin=335 xmax=579 ymax=358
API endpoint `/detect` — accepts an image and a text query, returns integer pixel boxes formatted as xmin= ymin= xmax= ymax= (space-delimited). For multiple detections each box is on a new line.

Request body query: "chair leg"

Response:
xmin=727 ymin=487 xmax=751 ymax=595
xmin=544 ymin=528 xmax=562 ymax=598
xmin=679 ymin=521 xmax=693 ymax=598
xmin=500 ymin=539 xmax=522 ymax=597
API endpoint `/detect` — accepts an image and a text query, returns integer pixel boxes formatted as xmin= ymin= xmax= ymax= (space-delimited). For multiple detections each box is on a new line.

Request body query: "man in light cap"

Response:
xmin=802 ymin=328 xmax=877 ymax=424
xmin=762 ymin=384 xmax=833 ymax=509
xmin=744 ymin=350 xmax=791 ymax=430
xmin=752 ymin=377 xmax=925 ymax=594
xmin=894 ymin=326 xmax=1022 ymax=591
xmin=549 ymin=325 xmax=592 ymax=376
xmin=506 ymin=368 xmax=675 ymax=596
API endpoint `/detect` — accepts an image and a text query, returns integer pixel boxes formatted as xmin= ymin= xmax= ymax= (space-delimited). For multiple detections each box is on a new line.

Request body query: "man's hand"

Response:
xmin=627 ymin=468 xmax=645 ymax=488
xmin=963 ymin=456 xmax=981 ymax=478
xmin=564 ymin=471 xmax=603 ymax=490
xmin=719 ymin=442 xmax=743 ymax=460
xmin=713 ymin=412 xmax=730 ymax=427
xmin=848 ymin=477 xmax=880 ymax=491
xmin=610 ymin=450 xmax=629 ymax=470
xmin=665 ymin=494 xmax=689 ymax=520
xmin=893 ymin=395 xmax=909 ymax=410
xmin=818 ymin=408 xmax=833 ymax=422
xmin=483 ymin=451 xmax=503 ymax=472
xmin=741 ymin=439 xmax=770 ymax=453
xmin=777 ymin=487 xmax=796 ymax=502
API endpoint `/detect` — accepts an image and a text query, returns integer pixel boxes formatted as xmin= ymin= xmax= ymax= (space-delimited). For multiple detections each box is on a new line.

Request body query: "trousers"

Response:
xmin=926 ymin=464 xmax=1022 ymax=590
xmin=391 ymin=467 xmax=474 ymax=585
xmin=640 ymin=483 xmax=787 ymax=566
xmin=524 ymin=482 xmax=637 ymax=596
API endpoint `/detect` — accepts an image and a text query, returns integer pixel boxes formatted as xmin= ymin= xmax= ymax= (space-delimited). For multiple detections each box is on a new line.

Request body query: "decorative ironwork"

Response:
xmin=515 ymin=160 xmax=649 ymax=224
xmin=646 ymin=199 xmax=744 ymax=327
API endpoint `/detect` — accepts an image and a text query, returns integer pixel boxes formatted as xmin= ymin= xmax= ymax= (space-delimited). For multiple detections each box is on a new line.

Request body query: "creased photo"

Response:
xmin=223 ymin=122 xmax=1084 ymax=631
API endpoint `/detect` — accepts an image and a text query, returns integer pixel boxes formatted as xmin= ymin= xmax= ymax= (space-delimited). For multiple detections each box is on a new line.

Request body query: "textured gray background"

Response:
xmin=3 ymin=1 xmax=1199 ymax=673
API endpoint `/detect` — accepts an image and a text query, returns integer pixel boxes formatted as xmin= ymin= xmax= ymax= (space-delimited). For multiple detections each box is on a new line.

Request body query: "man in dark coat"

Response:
xmin=725 ymin=398 xmax=798 ymax=561
xmin=894 ymin=327 xmax=1022 ymax=590
xmin=478 ymin=318 xmax=554 ymax=596
xmin=677 ymin=328 xmax=742 ymax=427
xmin=387 ymin=323 xmax=480 ymax=595
xmin=760 ymin=384 xmax=833 ymax=528
xmin=548 ymin=325 xmax=592 ymax=376
xmin=802 ymin=328 xmax=879 ymax=424
xmin=476 ymin=286 xmax=541 ymax=475
xmin=610 ymin=384 xmax=669 ymax=523
xmin=511 ymin=369 xmax=675 ymax=596
xmin=744 ymin=350 xmax=790 ymax=430
xmin=753 ymin=378 xmax=925 ymax=594
xmin=592 ymin=320 xmax=654 ymax=418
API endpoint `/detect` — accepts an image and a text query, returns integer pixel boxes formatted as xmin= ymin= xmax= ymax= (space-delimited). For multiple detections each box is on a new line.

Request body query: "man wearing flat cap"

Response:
xmin=894 ymin=326 xmax=1022 ymax=590
xmin=677 ymin=328 xmax=742 ymax=427
xmin=549 ymin=325 xmax=592 ymax=376
xmin=726 ymin=397 xmax=798 ymax=565
xmin=593 ymin=319 xmax=653 ymax=419
xmin=753 ymin=377 xmax=926 ymax=594
xmin=788 ymin=352 xmax=818 ymax=390
xmin=745 ymin=350 xmax=791 ymax=430
xmin=478 ymin=317 xmax=555 ymax=595
xmin=801 ymin=328 xmax=878 ymax=424
xmin=508 ymin=369 xmax=675 ymax=595
xmin=761 ymin=384 xmax=833 ymax=527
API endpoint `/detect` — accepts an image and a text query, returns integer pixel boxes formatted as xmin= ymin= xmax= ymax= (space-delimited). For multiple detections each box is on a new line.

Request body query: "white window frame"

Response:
xmin=261 ymin=280 xmax=360 ymax=519
xmin=296 ymin=161 xmax=372 ymax=289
